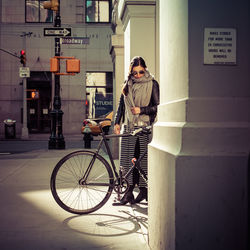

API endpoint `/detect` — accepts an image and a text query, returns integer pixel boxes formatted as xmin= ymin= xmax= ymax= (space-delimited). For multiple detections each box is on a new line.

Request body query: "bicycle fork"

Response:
xmin=78 ymin=154 xmax=97 ymax=185
xmin=79 ymin=140 xmax=104 ymax=185
xmin=124 ymin=147 xmax=148 ymax=186
xmin=129 ymin=158 xmax=148 ymax=185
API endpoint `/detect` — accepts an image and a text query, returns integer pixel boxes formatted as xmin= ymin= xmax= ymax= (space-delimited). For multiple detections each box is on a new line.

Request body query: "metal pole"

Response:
xmin=21 ymin=33 xmax=29 ymax=139
xmin=48 ymin=0 xmax=65 ymax=149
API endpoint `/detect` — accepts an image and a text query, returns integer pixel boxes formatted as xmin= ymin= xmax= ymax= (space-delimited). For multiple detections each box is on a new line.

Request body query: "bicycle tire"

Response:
xmin=51 ymin=150 xmax=114 ymax=214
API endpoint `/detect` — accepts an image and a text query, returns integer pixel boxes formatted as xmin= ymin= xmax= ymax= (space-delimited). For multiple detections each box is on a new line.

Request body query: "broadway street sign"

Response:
xmin=44 ymin=28 xmax=71 ymax=37
xmin=60 ymin=37 xmax=90 ymax=45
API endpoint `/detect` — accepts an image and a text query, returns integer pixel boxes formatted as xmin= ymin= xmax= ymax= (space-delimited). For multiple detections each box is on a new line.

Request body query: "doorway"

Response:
xmin=27 ymin=71 xmax=52 ymax=133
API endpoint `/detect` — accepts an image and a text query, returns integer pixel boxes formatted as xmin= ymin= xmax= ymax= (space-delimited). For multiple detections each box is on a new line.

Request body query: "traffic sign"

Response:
xmin=44 ymin=28 xmax=71 ymax=37
xmin=60 ymin=37 xmax=90 ymax=45
xmin=19 ymin=67 xmax=30 ymax=78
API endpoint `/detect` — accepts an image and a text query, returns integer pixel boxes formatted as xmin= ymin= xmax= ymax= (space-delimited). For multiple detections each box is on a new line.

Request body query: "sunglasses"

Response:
xmin=132 ymin=70 xmax=145 ymax=76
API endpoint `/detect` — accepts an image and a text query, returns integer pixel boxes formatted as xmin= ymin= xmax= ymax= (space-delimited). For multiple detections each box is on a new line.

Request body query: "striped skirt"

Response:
xmin=120 ymin=125 xmax=150 ymax=187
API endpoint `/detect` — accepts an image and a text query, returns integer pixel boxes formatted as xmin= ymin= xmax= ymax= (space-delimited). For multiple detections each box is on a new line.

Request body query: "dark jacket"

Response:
xmin=114 ymin=79 xmax=160 ymax=125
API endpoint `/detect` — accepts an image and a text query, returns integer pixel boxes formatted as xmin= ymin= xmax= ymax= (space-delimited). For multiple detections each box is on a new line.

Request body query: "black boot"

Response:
xmin=134 ymin=187 xmax=147 ymax=203
xmin=119 ymin=185 xmax=135 ymax=205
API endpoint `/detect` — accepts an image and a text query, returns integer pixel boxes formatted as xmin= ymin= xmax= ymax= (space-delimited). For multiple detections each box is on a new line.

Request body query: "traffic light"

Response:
xmin=50 ymin=57 xmax=59 ymax=73
xmin=26 ymin=89 xmax=39 ymax=100
xmin=66 ymin=59 xmax=80 ymax=73
xmin=20 ymin=50 xmax=26 ymax=66
xmin=31 ymin=91 xmax=39 ymax=99
xmin=43 ymin=0 xmax=59 ymax=11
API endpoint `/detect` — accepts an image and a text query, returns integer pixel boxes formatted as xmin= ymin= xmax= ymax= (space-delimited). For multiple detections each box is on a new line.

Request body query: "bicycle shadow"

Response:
xmin=62 ymin=210 xmax=148 ymax=237
xmin=132 ymin=202 xmax=148 ymax=215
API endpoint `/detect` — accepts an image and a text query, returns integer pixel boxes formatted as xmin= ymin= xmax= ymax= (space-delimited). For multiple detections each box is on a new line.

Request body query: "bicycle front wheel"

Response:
xmin=51 ymin=150 xmax=114 ymax=214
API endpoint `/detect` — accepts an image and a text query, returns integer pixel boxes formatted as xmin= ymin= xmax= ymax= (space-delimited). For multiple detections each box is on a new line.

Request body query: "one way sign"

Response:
xmin=44 ymin=28 xmax=71 ymax=37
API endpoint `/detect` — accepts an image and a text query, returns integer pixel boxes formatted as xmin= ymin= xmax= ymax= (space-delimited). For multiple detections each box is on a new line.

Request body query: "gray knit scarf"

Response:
xmin=124 ymin=70 xmax=154 ymax=128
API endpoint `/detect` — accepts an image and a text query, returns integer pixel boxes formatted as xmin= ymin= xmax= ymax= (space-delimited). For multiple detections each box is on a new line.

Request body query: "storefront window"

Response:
xmin=86 ymin=72 xmax=113 ymax=118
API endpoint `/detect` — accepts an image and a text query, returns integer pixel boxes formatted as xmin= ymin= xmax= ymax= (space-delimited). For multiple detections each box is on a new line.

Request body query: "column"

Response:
xmin=148 ymin=0 xmax=249 ymax=250
xmin=110 ymin=33 xmax=124 ymax=159
xmin=118 ymin=0 xmax=156 ymax=76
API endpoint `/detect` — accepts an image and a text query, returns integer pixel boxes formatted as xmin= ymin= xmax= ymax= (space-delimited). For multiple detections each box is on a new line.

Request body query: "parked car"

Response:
xmin=81 ymin=111 xmax=113 ymax=136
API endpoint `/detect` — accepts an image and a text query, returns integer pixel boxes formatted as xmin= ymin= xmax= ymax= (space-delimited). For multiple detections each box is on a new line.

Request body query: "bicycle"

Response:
xmin=50 ymin=123 xmax=151 ymax=214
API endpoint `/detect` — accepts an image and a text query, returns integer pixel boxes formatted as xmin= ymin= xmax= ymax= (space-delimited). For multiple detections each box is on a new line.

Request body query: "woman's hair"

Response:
xmin=128 ymin=56 xmax=147 ymax=76
xmin=122 ymin=56 xmax=147 ymax=95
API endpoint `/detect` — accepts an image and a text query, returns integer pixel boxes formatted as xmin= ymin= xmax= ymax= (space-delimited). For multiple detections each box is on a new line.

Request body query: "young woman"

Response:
xmin=114 ymin=56 xmax=159 ymax=205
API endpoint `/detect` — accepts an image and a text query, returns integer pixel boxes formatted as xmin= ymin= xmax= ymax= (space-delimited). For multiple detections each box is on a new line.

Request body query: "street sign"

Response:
xmin=44 ymin=28 xmax=71 ymax=37
xmin=60 ymin=37 xmax=90 ymax=45
xmin=19 ymin=67 xmax=30 ymax=78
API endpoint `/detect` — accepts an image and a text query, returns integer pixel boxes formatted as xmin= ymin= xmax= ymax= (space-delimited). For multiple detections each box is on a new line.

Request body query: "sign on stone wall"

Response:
xmin=204 ymin=28 xmax=236 ymax=65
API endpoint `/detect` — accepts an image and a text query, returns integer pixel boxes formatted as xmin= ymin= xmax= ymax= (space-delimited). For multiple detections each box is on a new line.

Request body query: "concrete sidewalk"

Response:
xmin=0 ymin=140 xmax=149 ymax=250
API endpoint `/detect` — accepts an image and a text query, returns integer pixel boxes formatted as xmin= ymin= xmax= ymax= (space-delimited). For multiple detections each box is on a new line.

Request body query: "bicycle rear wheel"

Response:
xmin=51 ymin=150 xmax=114 ymax=214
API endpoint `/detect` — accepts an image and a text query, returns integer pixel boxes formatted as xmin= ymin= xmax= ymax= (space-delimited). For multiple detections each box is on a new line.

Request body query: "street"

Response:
xmin=0 ymin=137 xmax=149 ymax=250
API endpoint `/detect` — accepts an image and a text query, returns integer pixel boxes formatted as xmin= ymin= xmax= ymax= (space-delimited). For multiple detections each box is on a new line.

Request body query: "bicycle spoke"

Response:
xmin=51 ymin=151 xmax=114 ymax=214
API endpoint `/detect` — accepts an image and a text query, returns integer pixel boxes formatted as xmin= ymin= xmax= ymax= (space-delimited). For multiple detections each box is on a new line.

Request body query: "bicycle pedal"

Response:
xmin=112 ymin=202 xmax=124 ymax=206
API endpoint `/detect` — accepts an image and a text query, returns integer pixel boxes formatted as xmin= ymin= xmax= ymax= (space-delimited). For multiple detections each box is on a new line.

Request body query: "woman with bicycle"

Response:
xmin=114 ymin=56 xmax=159 ymax=205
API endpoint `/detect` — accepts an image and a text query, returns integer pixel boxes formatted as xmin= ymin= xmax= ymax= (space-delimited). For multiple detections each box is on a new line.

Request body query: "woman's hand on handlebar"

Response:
xmin=131 ymin=107 xmax=140 ymax=115
xmin=114 ymin=124 xmax=120 ymax=134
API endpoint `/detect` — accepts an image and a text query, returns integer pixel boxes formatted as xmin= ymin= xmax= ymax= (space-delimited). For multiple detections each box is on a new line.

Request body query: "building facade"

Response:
xmin=0 ymin=0 xmax=113 ymax=138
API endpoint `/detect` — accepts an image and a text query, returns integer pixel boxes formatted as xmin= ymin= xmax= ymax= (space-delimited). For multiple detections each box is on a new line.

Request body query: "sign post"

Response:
xmin=20 ymin=33 xmax=29 ymax=140
xmin=47 ymin=0 xmax=66 ymax=150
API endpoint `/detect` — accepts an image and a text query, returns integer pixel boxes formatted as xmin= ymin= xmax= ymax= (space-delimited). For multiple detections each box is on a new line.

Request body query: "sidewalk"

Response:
xmin=0 ymin=137 xmax=149 ymax=250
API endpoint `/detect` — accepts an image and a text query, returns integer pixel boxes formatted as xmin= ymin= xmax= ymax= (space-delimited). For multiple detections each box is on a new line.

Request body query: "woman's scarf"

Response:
xmin=124 ymin=70 xmax=154 ymax=128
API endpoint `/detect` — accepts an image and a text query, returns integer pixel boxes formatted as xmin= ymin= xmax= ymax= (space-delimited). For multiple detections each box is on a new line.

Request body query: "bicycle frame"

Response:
xmin=95 ymin=131 xmax=127 ymax=179
xmin=95 ymin=128 xmax=149 ymax=183
xmin=80 ymin=125 xmax=150 ymax=195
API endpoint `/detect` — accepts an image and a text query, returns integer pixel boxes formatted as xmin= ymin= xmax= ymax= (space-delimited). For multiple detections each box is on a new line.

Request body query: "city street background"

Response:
xmin=0 ymin=134 xmax=149 ymax=250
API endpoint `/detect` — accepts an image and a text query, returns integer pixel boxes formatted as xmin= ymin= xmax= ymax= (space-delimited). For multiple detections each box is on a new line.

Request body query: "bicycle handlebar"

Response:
xmin=131 ymin=125 xmax=152 ymax=136
xmin=104 ymin=125 xmax=152 ymax=139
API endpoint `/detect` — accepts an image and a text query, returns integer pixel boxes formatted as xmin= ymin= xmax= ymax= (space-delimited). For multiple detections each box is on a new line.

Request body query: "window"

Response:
xmin=26 ymin=0 xmax=53 ymax=23
xmin=86 ymin=0 xmax=110 ymax=23
xmin=86 ymin=72 xmax=113 ymax=118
